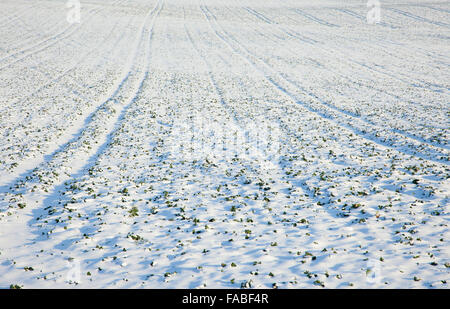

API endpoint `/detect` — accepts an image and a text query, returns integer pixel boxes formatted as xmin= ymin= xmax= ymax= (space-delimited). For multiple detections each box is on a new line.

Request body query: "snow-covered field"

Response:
xmin=0 ymin=0 xmax=449 ymax=288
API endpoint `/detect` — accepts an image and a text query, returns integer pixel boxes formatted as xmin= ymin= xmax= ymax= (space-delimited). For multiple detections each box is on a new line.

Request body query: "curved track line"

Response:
xmin=226 ymin=5 xmax=450 ymax=103
xmin=199 ymin=4 xmax=449 ymax=164
xmin=0 ymin=0 xmax=163 ymax=191
xmin=0 ymin=2 xmax=39 ymax=28
xmin=0 ymin=0 xmax=122 ymax=71
xmin=290 ymin=7 xmax=339 ymax=27
xmin=185 ymin=10 xmax=363 ymax=246
xmin=222 ymin=8 xmax=449 ymax=149
xmin=0 ymin=1 xmax=130 ymax=115
xmin=244 ymin=6 xmax=450 ymax=93
xmin=0 ymin=13 xmax=134 ymax=135
xmin=1 ymin=4 xmax=85 ymax=55
xmin=242 ymin=7 xmax=275 ymax=24
xmin=19 ymin=0 xmax=164 ymax=239
xmin=333 ymin=7 xmax=398 ymax=29
xmin=386 ymin=7 xmax=450 ymax=28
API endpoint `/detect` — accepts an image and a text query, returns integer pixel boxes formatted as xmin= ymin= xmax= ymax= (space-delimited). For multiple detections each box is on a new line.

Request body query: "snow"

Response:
xmin=0 ymin=0 xmax=448 ymax=288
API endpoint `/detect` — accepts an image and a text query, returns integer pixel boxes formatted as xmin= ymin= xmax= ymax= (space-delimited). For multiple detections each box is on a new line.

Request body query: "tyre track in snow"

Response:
xmin=0 ymin=1 xmax=39 ymax=28
xmin=0 ymin=13 xmax=135 ymax=177
xmin=386 ymin=7 xmax=450 ymax=28
xmin=2 ymin=8 xmax=80 ymax=59
xmin=180 ymin=10 xmax=311 ymax=283
xmin=222 ymin=5 xmax=450 ymax=146
xmin=255 ymin=5 xmax=450 ymax=90
xmin=239 ymin=5 xmax=450 ymax=93
xmin=0 ymin=11 xmax=42 ymax=42
xmin=333 ymin=8 xmax=398 ymax=29
xmin=0 ymin=7 xmax=133 ymax=121
xmin=0 ymin=2 xmax=131 ymax=125
xmin=282 ymin=5 xmax=450 ymax=66
xmin=199 ymin=4 xmax=449 ymax=164
xmin=223 ymin=7 xmax=449 ymax=150
xmin=29 ymin=13 xmax=200 ymax=286
xmin=0 ymin=1 xmax=129 ymax=54
xmin=332 ymin=8 xmax=450 ymax=66
xmin=30 ymin=10 xmax=264 ymax=286
xmin=0 ymin=18 xmax=136 ymax=112
xmin=227 ymin=5 xmax=450 ymax=106
xmin=0 ymin=0 xmax=164 ymax=272
xmin=0 ymin=2 xmax=72 ymax=53
xmin=189 ymin=5 xmax=388 ymax=287
xmin=199 ymin=0 xmax=407 ymax=231
xmin=242 ymin=7 xmax=276 ymax=25
xmin=0 ymin=0 xmax=123 ymax=72
xmin=328 ymin=8 xmax=446 ymax=61
xmin=192 ymin=5 xmax=325 ymax=209
xmin=415 ymin=3 xmax=450 ymax=15
xmin=25 ymin=0 xmax=164 ymax=257
xmin=217 ymin=4 xmax=445 ymax=148
xmin=186 ymin=6 xmax=281 ymax=178
xmin=289 ymin=7 xmax=339 ymax=28
xmin=0 ymin=0 xmax=163 ymax=203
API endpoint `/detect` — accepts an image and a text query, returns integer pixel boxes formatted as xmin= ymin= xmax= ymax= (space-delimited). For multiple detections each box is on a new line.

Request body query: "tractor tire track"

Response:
xmin=0 ymin=0 xmax=124 ymax=72
xmin=221 ymin=9 xmax=449 ymax=149
xmin=386 ymin=7 xmax=450 ymax=28
xmin=199 ymin=4 xmax=449 ymax=164
xmin=0 ymin=8 xmax=133 ymax=118
xmin=0 ymin=0 xmax=163 ymax=195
